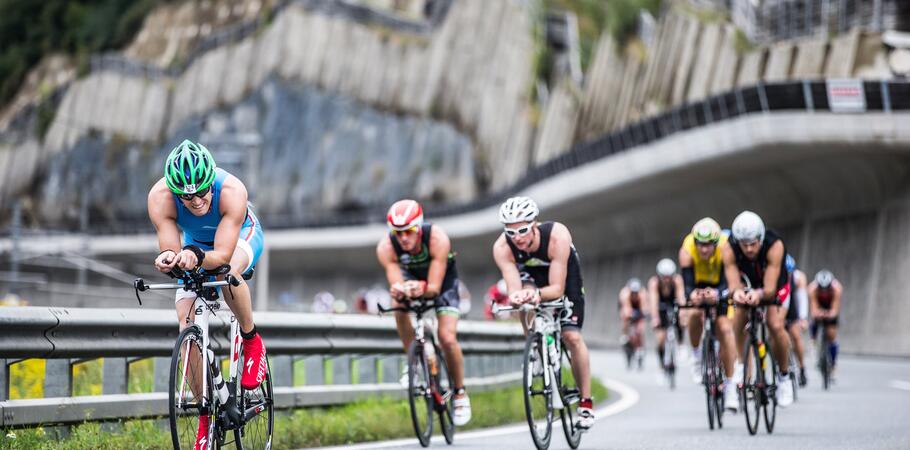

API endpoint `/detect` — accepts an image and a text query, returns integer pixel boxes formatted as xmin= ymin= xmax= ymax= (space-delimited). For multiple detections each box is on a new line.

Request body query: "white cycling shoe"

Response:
xmin=453 ymin=395 xmax=472 ymax=426
xmin=777 ymin=373 xmax=794 ymax=407
xmin=724 ymin=382 xmax=740 ymax=413
xmin=575 ymin=406 xmax=595 ymax=430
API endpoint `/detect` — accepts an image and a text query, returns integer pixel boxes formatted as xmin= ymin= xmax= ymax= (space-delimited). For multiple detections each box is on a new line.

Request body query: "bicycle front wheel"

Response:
xmin=819 ymin=336 xmax=831 ymax=390
xmin=742 ymin=340 xmax=761 ymax=436
xmin=435 ymin=341 xmax=455 ymax=445
xmin=235 ymin=355 xmax=274 ymax=449
xmin=701 ymin=337 xmax=716 ymax=430
xmin=764 ymin=338 xmax=778 ymax=434
xmin=523 ymin=333 xmax=553 ymax=450
xmin=169 ymin=326 xmax=215 ymax=450
xmin=408 ymin=340 xmax=434 ymax=447
xmin=557 ymin=343 xmax=583 ymax=450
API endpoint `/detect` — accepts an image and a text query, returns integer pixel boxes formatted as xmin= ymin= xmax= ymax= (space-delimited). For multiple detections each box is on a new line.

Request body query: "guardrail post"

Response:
xmin=101 ymin=357 xmax=128 ymax=432
xmin=357 ymin=355 xmax=378 ymax=384
xmin=1 ymin=359 xmax=8 ymax=401
xmin=380 ymin=355 xmax=401 ymax=384
xmin=332 ymin=355 xmax=352 ymax=385
xmin=44 ymin=359 xmax=73 ymax=438
xmin=304 ymin=356 xmax=324 ymax=385
xmin=270 ymin=355 xmax=292 ymax=387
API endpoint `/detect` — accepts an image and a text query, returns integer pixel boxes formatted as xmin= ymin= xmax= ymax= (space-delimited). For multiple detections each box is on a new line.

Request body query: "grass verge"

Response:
xmin=1 ymin=378 xmax=609 ymax=449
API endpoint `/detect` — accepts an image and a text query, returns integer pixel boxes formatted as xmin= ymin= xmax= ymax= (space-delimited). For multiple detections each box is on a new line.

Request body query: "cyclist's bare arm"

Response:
xmin=376 ymin=239 xmax=405 ymax=291
xmin=760 ymin=241 xmax=785 ymax=301
xmin=648 ymin=276 xmax=660 ymax=320
xmin=808 ymin=283 xmax=820 ymax=318
xmin=674 ymin=273 xmax=686 ymax=305
xmin=492 ymin=236 xmax=525 ymax=299
xmin=206 ymin=177 xmax=247 ymax=269
xmin=618 ymin=288 xmax=631 ymax=319
xmin=678 ymin=245 xmax=698 ymax=302
xmin=423 ymin=224 xmax=451 ymax=298
xmin=542 ymin=222 xmax=572 ymax=301
xmin=148 ymin=178 xmax=181 ymax=270
xmin=720 ymin=241 xmax=744 ymax=301
xmin=829 ymin=281 xmax=843 ymax=317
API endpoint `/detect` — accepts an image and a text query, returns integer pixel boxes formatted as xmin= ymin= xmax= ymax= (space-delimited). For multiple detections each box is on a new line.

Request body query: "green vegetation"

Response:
xmin=0 ymin=0 xmax=170 ymax=107
xmin=542 ymin=0 xmax=662 ymax=71
xmin=2 ymin=376 xmax=608 ymax=449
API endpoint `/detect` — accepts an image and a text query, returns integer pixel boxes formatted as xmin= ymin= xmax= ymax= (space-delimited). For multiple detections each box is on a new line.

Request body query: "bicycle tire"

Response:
xmin=235 ymin=355 xmax=274 ymax=450
xmin=408 ymin=340 xmax=434 ymax=447
xmin=434 ymin=341 xmax=455 ymax=445
xmin=666 ymin=329 xmax=677 ymax=390
xmin=742 ymin=339 xmax=761 ymax=436
xmin=714 ymin=344 xmax=724 ymax=430
xmin=522 ymin=333 xmax=553 ymax=450
xmin=789 ymin=351 xmax=799 ymax=402
xmin=764 ymin=331 xmax=777 ymax=434
xmin=819 ymin=335 xmax=831 ymax=390
xmin=170 ymin=326 xmax=216 ymax=450
xmin=558 ymin=341 xmax=583 ymax=449
xmin=701 ymin=336 xmax=715 ymax=430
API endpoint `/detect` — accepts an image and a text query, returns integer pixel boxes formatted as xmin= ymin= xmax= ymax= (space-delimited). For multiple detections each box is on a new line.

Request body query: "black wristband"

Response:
xmin=182 ymin=245 xmax=206 ymax=266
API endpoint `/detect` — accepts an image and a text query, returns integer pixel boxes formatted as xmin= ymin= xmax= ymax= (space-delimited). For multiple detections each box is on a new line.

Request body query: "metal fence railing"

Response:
xmin=728 ymin=0 xmax=900 ymax=43
xmin=0 ymin=306 xmax=523 ymax=427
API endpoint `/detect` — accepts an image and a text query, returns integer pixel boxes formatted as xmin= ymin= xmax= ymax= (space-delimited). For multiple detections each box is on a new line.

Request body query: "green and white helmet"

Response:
xmin=164 ymin=139 xmax=217 ymax=195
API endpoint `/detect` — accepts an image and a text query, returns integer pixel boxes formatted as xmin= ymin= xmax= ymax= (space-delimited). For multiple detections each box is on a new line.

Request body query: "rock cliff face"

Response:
xmin=0 ymin=0 xmax=537 ymax=228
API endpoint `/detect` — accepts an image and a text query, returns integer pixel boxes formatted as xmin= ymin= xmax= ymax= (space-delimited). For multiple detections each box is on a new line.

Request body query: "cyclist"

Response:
xmin=148 ymin=139 xmax=267 ymax=449
xmin=648 ymin=258 xmax=684 ymax=372
xmin=619 ymin=278 xmax=647 ymax=370
xmin=785 ymin=255 xmax=810 ymax=387
xmin=809 ymin=269 xmax=842 ymax=379
xmin=678 ymin=217 xmax=739 ymax=411
xmin=376 ymin=199 xmax=471 ymax=426
xmin=492 ymin=196 xmax=595 ymax=430
xmin=722 ymin=211 xmax=794 ymax=407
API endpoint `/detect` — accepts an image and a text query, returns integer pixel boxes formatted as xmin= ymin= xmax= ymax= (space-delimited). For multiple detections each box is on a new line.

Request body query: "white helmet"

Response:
xmin=731 ymin=210 xmax=765 ymax=243
xmin=656 ymin=258 xmax=676 ymax=277
xmin=627 ymin=278 xmax=642 ymax=292
xmin=815 ymin=270 xmax=834 ymax=288
xmin=499 ymin=196 xmax=539 ymax=224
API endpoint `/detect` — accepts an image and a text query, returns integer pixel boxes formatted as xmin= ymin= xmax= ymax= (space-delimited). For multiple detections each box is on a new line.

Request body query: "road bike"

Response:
xmin=680 ymin=297 xmax=727 ymax=431
xmin=659 ymin=305 xmax=681 ymax=390
xmin=736 ymin=285 xmax=780 ymax=436
xmin=815 ymin=317 xmax=837 ymax=390
xmin=134 ymin=265 xmax=274 ymax=450
xmin=379 ymin=298 xmax=455 ymax=447
xmin=494 ymin=298 xmax=583 ymax=450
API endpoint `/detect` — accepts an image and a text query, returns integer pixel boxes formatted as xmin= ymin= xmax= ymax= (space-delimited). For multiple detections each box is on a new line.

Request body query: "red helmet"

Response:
xmin=387 ymin=199 xmax=424 ymax=231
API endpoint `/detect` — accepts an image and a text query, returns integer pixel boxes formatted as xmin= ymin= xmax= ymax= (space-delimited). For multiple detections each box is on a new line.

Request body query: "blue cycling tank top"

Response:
xmin=174 ymin=168 xmax=257 ymax=246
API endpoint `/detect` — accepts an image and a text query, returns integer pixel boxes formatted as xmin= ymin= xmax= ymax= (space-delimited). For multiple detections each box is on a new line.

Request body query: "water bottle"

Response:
xmin=424 ymin=343 xmax=438 ymax=376
xmin=546 ymin=334 xmax=560 ymax=370
xmin=758 ymin=342 xmax=767 ymax=370
xmin=208 ymin=349 xmax=230 ymax=404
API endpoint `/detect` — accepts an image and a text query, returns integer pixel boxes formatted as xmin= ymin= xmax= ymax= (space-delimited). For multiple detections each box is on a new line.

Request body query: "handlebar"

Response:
xmin=133 ymin=264 xmax=240 ymax=305
xmin=378 ymin=297 xmax=437 ymax=315
xmin=491 ymin=298 xmax=573 ymax=314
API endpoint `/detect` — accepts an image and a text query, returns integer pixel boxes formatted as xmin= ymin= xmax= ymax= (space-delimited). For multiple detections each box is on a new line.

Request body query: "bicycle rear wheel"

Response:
xmin=701 ymin=337 xmax=716 ymax=430
xmin=408 ymin=340 xmax=434 ymax=447
xmin=558 ymin=343 xmax=583 ymax=449
xmin=523 ymin=333 xmax=553 ymax=450
xmin=435 ymin=341 xmax=455 ymax=445
xmin=742 ymin=340 xmax=761 ymax=435
xmin=170 ymin=326 xmax=216 ymax=450
xmin=235 ymin=355 xmax=274 ymax=449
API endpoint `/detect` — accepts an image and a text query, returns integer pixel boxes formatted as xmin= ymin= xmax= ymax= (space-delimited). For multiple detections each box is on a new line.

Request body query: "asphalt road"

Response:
xmin=315 ymin=349 xmax=910 ymax=450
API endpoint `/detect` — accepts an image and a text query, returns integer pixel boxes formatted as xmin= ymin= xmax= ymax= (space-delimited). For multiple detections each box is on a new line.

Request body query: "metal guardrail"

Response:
xmin=0 ymin=306 xmax=524 ymax=427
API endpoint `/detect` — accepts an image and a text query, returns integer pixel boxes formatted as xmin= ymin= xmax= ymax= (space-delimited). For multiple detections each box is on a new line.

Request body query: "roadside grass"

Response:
xmin=2 ymin=378 xmax=608 ymax=449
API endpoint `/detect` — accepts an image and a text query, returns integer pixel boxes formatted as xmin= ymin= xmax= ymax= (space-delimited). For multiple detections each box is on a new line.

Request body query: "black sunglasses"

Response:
xmin=177 ymin=186 xmax=211 ymax=201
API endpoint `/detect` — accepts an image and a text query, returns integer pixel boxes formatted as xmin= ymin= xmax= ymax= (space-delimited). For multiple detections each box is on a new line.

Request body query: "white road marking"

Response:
xmin=888 ymin=380 xmax=910 ymax=391
xmin=309 ymin=377 xmax=640 ymax=450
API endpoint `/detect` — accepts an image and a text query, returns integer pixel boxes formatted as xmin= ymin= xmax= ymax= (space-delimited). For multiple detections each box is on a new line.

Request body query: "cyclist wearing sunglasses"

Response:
xmin=376 ymin=199 xmax=472 ymax=426
xmin=648 ymin=259 xmax=685 ymax=372
xmin=722 ymin=210 xmax=795 ymax=407
xmin=492 ymin=196 xmax=595 ymax=430
xmin=147 ymin=139 xmax=267 ymax=448
xmin=678 ymin=217 xmax=739 ymax=410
